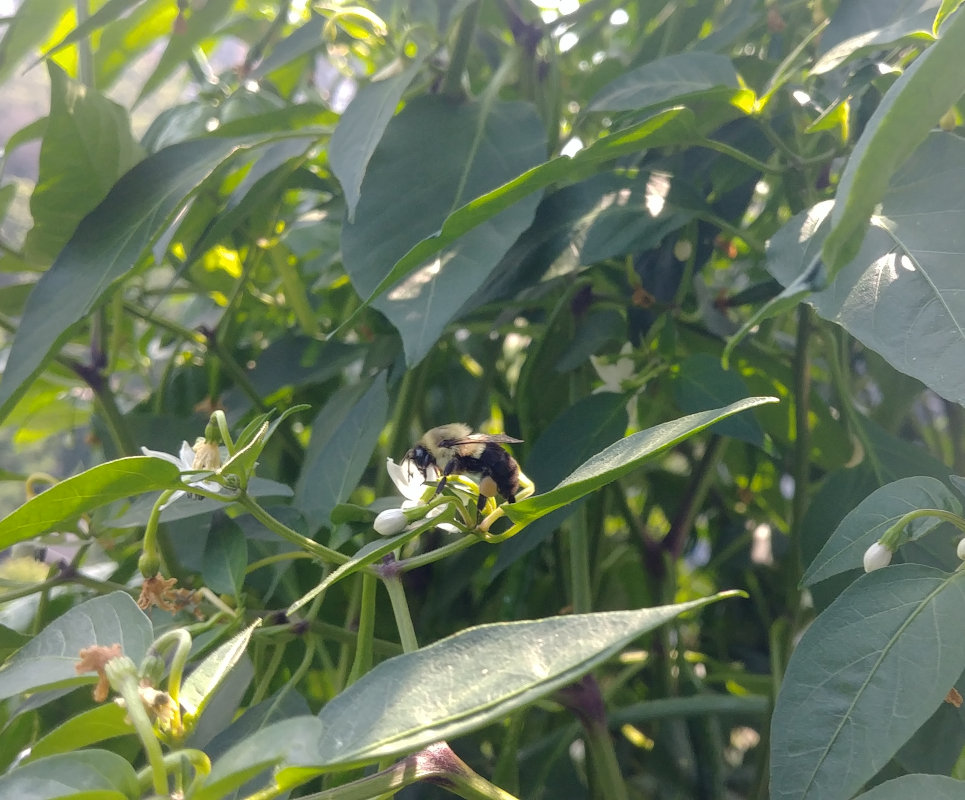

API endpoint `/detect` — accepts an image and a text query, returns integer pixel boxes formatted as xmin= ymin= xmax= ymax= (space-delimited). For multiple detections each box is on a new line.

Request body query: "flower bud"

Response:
xmin=862 ymin=541 xmax=893 ymax=573
xmin=374 ymin=508 xmax=407 ymax=536
xmin=957 ymin=538 xmax=965 ymax=561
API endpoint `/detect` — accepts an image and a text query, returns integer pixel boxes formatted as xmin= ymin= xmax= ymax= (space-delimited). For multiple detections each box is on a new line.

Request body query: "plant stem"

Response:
xmin=442 ymin=0 xmax=481 ymax=99
xmin=237 ymin=494 xmax=348 ymax=565
xmin=569 ymin=505 xmax=592 ymax=613
xmin=382 ymin=573 xmax=419 ymax=652
xmin=347 ymin=572 xmax=377 ymax=683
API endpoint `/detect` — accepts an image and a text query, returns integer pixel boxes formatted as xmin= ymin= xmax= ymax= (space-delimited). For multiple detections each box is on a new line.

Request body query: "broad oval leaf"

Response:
xmin=307 ymin=592 xmax=739 ymax=769
xmin=0 ymin=592 xmax=152 ymax=700
xmin=821 ymin=8 xmax=965 ymax=275
xmin=23 ymin=702 xmax=132 ymax=763
xmin=341 ymin=94 xmax=547 ymax=365
xmin=771 ymin=564 xmax=965 ymax=800
xmin=768 ymin=133 xmax=965 ymax=405
xmin=0 ymin=456 xmax=182 ymax=549
xmin=802 ymin=476 xmax=960 ymax=586
xmin=505 ymin=396 xmax=777 ymax=525
xmin=587 ymin=51 xmax=753 ymax=113
xmin=0 ymin=749 xmax=139 ymax=800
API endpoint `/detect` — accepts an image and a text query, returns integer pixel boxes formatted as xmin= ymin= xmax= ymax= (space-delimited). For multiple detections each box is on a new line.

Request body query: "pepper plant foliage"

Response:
xmin=3 ymin=0 xmax=965 ymax=798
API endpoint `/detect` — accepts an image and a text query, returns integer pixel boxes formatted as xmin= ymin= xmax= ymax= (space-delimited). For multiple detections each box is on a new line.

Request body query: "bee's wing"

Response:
xmin=441 ymin=433 xmax=523 ymax=446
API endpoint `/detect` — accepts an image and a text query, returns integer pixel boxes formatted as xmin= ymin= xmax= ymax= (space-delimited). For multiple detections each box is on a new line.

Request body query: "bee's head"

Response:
xmin=402 ymin=443 xmax=437 ymax=483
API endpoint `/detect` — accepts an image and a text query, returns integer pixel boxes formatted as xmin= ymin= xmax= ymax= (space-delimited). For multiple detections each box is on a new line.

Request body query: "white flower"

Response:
xmin=141 ymin=441 xmax=225 ymax=506
xmin=383 ymin=458 xmax=457 ymax=532
xmin=957 ymin=538 xmax=965 ymax=560
xmin=862 ymin=542 xmax=893 ymax=573
xmin=590 ymin=342 xmax=635 ymax=393
xmin=374 ymin=508 xmax=408 ymax=536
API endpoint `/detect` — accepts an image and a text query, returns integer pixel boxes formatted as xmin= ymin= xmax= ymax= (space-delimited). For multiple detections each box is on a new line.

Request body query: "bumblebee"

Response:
xmin=404 ymin=423 xmax=524 ymax=510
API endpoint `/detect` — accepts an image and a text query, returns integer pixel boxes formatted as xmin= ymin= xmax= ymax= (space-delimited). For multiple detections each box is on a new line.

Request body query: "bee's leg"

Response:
xmin=433 ymin=461 xmax=458 ymax=497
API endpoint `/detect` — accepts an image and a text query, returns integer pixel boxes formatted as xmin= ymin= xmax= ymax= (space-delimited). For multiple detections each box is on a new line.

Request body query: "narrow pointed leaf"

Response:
xmin=771 ymin=564 xmax=965 ymax=800
xmin=821 ymin=9 xmax=965 ymax=276
xmin=854 ymin=775 xmax=965 ymax=800
xmin=803 ymin=476 xmax=960 ymax=586
xmin=0 ymin=456 xmax=182 ymax=548
xmin=307 ymin=592 xmax=739 ymax=769
xmin=36 ymin=0 xmax=148 ymax=63
xmin=506 ymin=397 xmax=777 ymax=525
xmin=180 ymin=620 xmax=260 ymax=718
xmin=0 ymin=592 xmax=152 ymax=700
xmin=0 ymin=750 xmax=139 ymax=800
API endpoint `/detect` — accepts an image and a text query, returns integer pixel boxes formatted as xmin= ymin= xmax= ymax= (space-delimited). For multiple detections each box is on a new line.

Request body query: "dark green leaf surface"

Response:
xmin=0 ymin=0 xmax=72 ymax=83
xmin=330 ymin=51 xmax=428 ymax=219
xmin=673 ymin=354 xmax=764 ymax=446
xmin=0 ymin=749 xmax=139 ymax=800
xmin=0 ymin=456 xmax=182 ymax=548
xmin=0 ymin=136 xmax=256 ymax=422
xmin=293 ymin=374 xmax=388 ymax=531
xmin=506 ymin=397 xmax=777 ymax=525
xmin=306 ymin=593 xmax=738 ymax=769
xmin=0 ymin=592 xmax=152 ymax=700
xmin=768 ymin=134 xmax=965 ymax=405
xmin=802 ymin=476 xmax=960 ymax=586
xmin=202 ymin=515 xmax=248 ymax=597
xmin=771 ymin=564 xmax=965 ymax=800
xmin=853 ymin=774 xmax=965 ymax=800
xmin=588 ymin=52 xmax=751 ymax=113
xmin=821 ymin=10 xmax=965 ymax=275
xmin=341 ymin=95 xmax=546 ymax=365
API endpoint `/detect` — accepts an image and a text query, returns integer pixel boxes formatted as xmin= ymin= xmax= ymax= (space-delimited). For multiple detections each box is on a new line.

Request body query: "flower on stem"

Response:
xmin=957 ymin=538 xmax=965 ymax=560
xmin=383 ymin=458 xmax=461 ymax=532
xmin=76 ymin=643 xmax=123 ymax=702
xmin=138 ymin=574 xmax=202 ymax=617
xmin=374 ymin=508 xmax=408 ymax=536
xmin=141 ymin=439 xmax=226 ymax=506
xmin=862 ymin=541 xmax=893 ymax=572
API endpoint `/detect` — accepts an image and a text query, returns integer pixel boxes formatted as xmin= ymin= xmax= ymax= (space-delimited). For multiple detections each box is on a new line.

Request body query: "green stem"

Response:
xmin=382 ymin=573 xmax=419 ymax=652
xmin=442 ymin=0 xmax=481 ymax=99
xmin=75 ymin=0 xmax=94 ymax=88
xmin=789 ymin=305 xmax=812 ymax=607
xmin=395 ymin=533 xmax=476 ymax=571
xmin=885 ymin=508 xmax=965 ymax=541
xmin=237 ymin=494 xmax=348 ymax=565
xmin=114 ymin=669 xmax=168 ymax=795
xmin=347 ymin=573 xmax=377 ymax=684
xmin=140 ymin=491 xmax=176 ymax=576
xmin=91 ymin=379 xmax=137 ymax=456
xmin=249 ymin=642 xmax=286 ymax=706
xmin=569 ymin=505 xmax=592 ymax=614
xmin=584 ymin=719 xmax=629 ymax=800
xmin=270 ymin=245 xmax=318 ymax=336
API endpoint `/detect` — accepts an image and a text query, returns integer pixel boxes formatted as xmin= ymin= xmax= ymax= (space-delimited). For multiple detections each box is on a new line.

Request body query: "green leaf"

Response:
xmin=302 ymin=593 xmax=738 ymax=769
xmin=672 ymin=354 xmax=764 ymax=447
xmin=821 ymin=10 xmax=965 ymax=277
xmin=770 ymin=564 xmax=965 ymax=800
xmin=506 ymin=397 xmax=777 ymax=525
xmin=293 ymin=374 xmax=388 ymax=532
xmin=336 ymin=107 xmax=701 ymax=343
xmin=37 ymin=0 xmax=149 ymax=63
xmin=767 ymin=133 xmax=965 ymax=405
xmin=189 ymin=716 xmax=322 ymax=800
xmin=0 ymin=623 xmax=30 ymax=660
xmin=135 ymin=0 xmax=235 ymax=105
xmin=587 ymin=52 xmax=754 ymax=113
xmin=0 ymin=135 xmax=270 ymax=423
xmin=802 ymin=476 xmax=961 ymax=586
xmin=23 ymin=702 xmax=133 ymax=763
xmin=0 ymin=592 xmax=152 ymax=700
xmin=853 ymin=775 xmax=965 ymax=800
xmin=330 ymin=49 xmax=429 ymax=220
xmin=25 ymin=63 xmax=142 ymax=266
xmin=935 ymin=0 xmax=965 ymax=33
xmin=341 ymin=95 xmax=547 ymax=365
xmin=202 ymin=514 xmax=247 ymax=597
xmin=0 ymin=750 xmax=140 ymax=800
xmin=180 ymin=620 xmax=260 ymax=720
xmin=0 ymin=457 xmax=182 ymax=548
xmin=812 ymin=0 xmax=937 ymax=74
xmin=0 ymin=0 xmax=72 ymax=83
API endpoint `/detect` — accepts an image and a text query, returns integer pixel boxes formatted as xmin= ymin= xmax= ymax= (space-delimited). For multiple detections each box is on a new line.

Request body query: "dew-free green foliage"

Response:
xmin=3 ymin=1 xmax=965 ymax=799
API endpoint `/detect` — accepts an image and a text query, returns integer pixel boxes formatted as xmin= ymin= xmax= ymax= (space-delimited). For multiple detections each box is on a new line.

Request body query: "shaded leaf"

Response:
xmin=181 ymin=620 xmax=260 ymax=719
xmin=293 ymin=374 xmax=388 ymax=531
xmin=673 ymin=354 xmax=764 ymax=446
xmin=771 ymin=564 xmax=965 ymax=800
xmin=0 ymin=457 xmax=182 ymax=548
xmin=304 ymin=593 xmax=738 ymax=769
xmin=588 ymin=52 xmax=753 ymax=113
xmin=0 ymin=0 xmax=72 ymax=83
xmin=802 ymin=476 xmax=960 ymax=586
xmin=0 ymin=749 xmax=139 ymax=800
xmin=23 ymin=702 xmax=133 ymax=763
xmin=853 ymin=775 xmax=965 ymax=800
xmin=821 ymin=10 xmax=965 ymax=275
xmin=0 ymin=592 xmax=152 ymax=700
xmin=506 ymin=397 xmax=777 ymax=525
xmin=202 ymin=514 xmax=247 ymax=597
xmin=768 ymin=134 xmax=965 ymax=405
